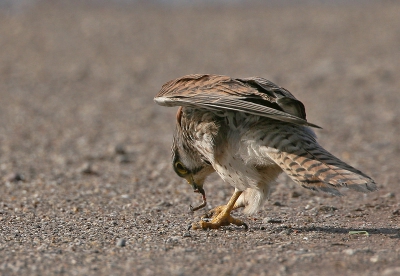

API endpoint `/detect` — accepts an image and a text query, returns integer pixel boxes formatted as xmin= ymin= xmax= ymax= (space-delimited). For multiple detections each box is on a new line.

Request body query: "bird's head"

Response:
xmin=172 ymin=142 xmax=214 ymax=196
xmin=171 ymin=106 xmax=216 ymax=210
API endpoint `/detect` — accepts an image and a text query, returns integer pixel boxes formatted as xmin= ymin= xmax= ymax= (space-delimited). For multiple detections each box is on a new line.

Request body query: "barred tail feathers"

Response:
xmin=265 ymin=130 xmax=376 ymax=195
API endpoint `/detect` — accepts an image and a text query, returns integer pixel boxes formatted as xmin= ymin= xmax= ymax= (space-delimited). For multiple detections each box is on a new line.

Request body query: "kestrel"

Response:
xmin=154 ymin=74 xmax=376 ymax=230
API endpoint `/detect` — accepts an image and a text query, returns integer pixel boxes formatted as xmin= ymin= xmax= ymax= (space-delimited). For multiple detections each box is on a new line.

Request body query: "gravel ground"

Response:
xmin=0 ymin=1 xmax=399 ymax=275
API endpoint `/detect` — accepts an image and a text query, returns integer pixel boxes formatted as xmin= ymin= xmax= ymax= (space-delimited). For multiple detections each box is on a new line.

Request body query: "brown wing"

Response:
xmin=155 ymin=74 xmax=321 ymax=128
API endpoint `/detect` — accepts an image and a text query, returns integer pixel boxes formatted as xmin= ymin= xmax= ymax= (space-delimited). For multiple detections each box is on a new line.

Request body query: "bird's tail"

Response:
xmin=266 ymin=132 xmax=377 ymax=196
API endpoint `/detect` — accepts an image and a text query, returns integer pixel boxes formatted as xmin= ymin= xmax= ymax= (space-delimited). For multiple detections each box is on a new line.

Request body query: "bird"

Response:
xmin=154 ymin=74 xmax=377 ymax=230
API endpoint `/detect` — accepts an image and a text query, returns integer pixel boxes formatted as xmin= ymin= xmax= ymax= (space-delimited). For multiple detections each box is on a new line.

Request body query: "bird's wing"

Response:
xmin=155 ymin=74 xmax=321 ymax=128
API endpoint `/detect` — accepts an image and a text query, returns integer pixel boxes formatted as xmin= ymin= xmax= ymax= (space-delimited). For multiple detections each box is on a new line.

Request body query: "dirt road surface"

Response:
xmin=0 ymin=1 xmax=399 ymax=275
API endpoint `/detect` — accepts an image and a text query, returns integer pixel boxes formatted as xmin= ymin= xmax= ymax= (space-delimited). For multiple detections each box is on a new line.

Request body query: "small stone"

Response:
xmin=156 ymin=201 xmax=172 ymax=208
xmin=79 ymin=163 xmax=98 ymax=175
xmin=117 ymin=154 xmax=131 ymax=163
xmin=343 ymin=249 xmax=356 ymax=255
xmin=182 ymin=232 xmax=191 ymax=238
xmin=382 ymin=192 xmax=395 ymax=199
xmin=393 ymin=209 xmax=400 ymax=215
xmin=280 ymin=229 xmax=293 ymax=235
xmin=263 ymin=217 xmax=282 ymax=224
xmin=319 ymin=205 xmax=338 ymax=212
xmin=115 ymin=144 xmax=127 ymax=155
xmin=291 ymin=191 xmax=302 ymax=198
xmin=273 ymin=201 xmax=283 ymax=206
xmin=370 ymin=255 xmax=380 ymax=263
xmin=166 ymin=236 xmax=180 ymax=244
xmin=5 ymin=173 xmax=24 ymax=182
xmin=382 ymin=267 xmax=400 ymax=276
xmin=116 ymin=238 xmax=126 ymax=247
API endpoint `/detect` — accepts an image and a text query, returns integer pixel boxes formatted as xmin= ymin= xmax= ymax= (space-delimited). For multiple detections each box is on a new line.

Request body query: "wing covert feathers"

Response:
xmin=155 ymin=74 xmax=321 ymax=128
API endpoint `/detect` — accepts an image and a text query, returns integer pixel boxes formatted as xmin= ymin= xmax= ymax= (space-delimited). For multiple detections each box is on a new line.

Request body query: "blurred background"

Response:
xmin=1 ymin=0 xmax=398 ymax=184
xmin=0 ymin=0 xmax=399 ymax=275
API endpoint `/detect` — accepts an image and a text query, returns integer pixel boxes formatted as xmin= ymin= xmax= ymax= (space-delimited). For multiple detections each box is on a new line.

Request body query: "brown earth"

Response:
xmin=0 ymin=1 xmax=399 ymax=275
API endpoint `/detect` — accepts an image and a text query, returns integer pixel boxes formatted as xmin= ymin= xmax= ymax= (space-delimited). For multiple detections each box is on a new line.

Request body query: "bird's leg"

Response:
xmin=191 ymin=190 xmax=247 ymax=230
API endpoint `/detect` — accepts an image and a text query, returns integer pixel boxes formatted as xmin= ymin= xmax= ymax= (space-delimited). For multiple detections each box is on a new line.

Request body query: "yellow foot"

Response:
xmin=190 ymin=205 xmax=248 ymax=230
xmin=201 ymin=205 xmax=225 ymax=219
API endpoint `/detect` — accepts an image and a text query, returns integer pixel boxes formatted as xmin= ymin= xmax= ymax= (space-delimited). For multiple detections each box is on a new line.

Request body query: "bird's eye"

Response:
xmin=174 ymin=161 xmax=188 ymax=176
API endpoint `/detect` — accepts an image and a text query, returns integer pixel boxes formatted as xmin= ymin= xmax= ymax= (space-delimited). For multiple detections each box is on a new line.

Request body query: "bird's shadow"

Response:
xmin=290 ymin=226 xmax=400 ymax=239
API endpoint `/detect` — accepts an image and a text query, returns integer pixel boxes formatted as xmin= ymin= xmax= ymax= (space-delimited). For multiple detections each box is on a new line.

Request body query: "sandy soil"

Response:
xmin=0 ymin=1 xmax=399 ymax=275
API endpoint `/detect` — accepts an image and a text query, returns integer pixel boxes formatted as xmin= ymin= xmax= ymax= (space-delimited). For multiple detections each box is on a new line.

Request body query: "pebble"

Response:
xmin=263 ymin=217 xmax=282 ymax=224
xmin=116 ymin=238 xmax=126 ymax=247
xmin=343 ymin=249 xmax=356 ymax=256
xmin=304 ymin=204 xmax=312 ymax=210
xmin=156 ymin=201 xmax=173 ymax=208
xmin=291 ymin=191 xmax=302 ymax=198
xmin=382 ymin=192 xmax=395 ymax=199
xmin=5 ymin=173 xmax=24 ymax=182
xmin=319 ymin=205 xmax=338 ymax=212
xmin=114 ymin=144 xmax=127 ymax=155
xmin=280 ymin=229 xmax=293 ymax=235
xmin=166 ymin=236 xmax=180 ymax=244
xmin=79 ymin=163 xmax=98 ymax=175
xmin=117 ymin=155 xmax=131 ymax=163
xmin=370 ymin=255 xmax=380 ymax=263
xmin=382 ymin=267 xmax=400 ymax=276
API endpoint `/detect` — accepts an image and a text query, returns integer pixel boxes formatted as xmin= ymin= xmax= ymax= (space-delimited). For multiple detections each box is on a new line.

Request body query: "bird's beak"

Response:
xmin=186 ymin=175 xmax=207 ymax=212
xmin=187 ymin=175 xmax=205 ymax=196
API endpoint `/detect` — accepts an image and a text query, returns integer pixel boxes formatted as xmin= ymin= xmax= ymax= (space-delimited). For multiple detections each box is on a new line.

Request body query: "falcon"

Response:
xmin=154 ymin=74 xmax=376 ymax=230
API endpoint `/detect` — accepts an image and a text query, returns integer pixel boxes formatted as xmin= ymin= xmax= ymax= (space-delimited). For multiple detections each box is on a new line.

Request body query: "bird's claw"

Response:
xmin=190 ymin=205 xmax=248 ymax=230
xmin=201 ymin=205 xmax=225 ymax=219
xmin=191 ymin=219 xmax=248 ymax=230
